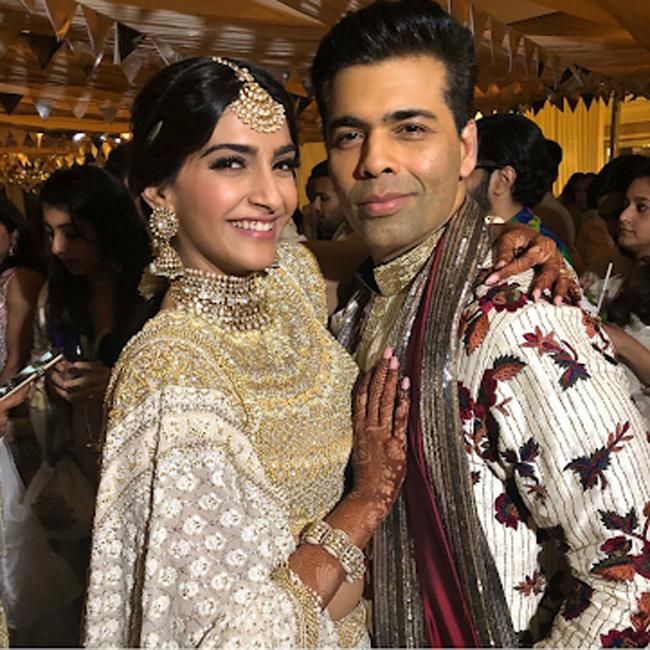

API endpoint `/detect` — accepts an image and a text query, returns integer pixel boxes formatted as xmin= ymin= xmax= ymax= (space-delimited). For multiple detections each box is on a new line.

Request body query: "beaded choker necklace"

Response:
xmin=169 ymin=267 xmax=271 ymax=331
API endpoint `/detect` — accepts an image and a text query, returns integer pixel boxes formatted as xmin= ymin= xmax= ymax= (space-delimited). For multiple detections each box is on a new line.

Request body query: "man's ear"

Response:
xmin=490 ymin=165 xmax=517 ymax=197
xmin=141 ymin=185 xmax=173 ymax=212
xmin=459 ymin=120 xmax=478 ymax=180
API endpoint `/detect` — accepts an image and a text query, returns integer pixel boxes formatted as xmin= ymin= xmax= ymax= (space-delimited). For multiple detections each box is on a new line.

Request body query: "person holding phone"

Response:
xmin=19 ymin=165 xmax=154 ymax=645
xmin=33 ymin=164 xmax=153 ymax=475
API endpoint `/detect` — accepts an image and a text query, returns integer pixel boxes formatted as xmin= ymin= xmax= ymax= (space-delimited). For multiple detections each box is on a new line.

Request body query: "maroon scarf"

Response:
xmin=403 ymin=233 xmax=480 ymax=647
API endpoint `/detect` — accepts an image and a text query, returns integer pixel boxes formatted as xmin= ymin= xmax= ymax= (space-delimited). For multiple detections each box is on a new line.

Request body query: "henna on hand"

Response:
xmin=287 ymin=349 xmax=410 ymax=609
xmin=485 ymin=223 xmax=580 ymax=303
xmin=348 ymin=348 xmax=409 ymax=533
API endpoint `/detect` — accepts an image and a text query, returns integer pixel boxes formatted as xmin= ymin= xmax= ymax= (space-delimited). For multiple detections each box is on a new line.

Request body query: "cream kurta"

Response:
xmin=355 ymin=228 xmax=443 ymax=372
xmin=84 ymin=244 xmax=365 ymax=648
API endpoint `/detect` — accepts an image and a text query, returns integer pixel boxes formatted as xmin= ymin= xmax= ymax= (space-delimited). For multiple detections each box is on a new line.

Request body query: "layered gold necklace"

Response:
xmin=169 ymin=267 xmax=271 ymax=330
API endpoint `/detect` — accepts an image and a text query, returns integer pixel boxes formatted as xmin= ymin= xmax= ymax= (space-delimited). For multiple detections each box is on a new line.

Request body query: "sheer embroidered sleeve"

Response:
xmin=84 ymin=314 xmax=339 ymax=648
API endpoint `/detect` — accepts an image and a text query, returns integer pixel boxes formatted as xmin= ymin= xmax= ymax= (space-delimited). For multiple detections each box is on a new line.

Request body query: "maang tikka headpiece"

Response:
xmin=212 ymin=56 xmax=286 ymax=133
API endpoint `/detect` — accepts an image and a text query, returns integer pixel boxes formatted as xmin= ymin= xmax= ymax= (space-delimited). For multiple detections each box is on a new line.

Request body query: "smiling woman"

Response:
xmin=84 ymin=56 xmax=411 ymax=648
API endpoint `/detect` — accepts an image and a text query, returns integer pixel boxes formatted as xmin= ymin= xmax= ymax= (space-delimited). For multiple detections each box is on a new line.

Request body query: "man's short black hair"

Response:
xmin=311 ymin=0 xmax=476 ymax=135
xmin=306 ymin=160 xmax=330 ymax=202
xmin=476 ymin=113 xmax=553 ymax=207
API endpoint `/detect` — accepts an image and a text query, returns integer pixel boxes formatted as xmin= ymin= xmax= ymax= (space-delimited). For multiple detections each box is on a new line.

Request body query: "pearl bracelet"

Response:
xmin=301 ymin=520 xmax=365 ymax=584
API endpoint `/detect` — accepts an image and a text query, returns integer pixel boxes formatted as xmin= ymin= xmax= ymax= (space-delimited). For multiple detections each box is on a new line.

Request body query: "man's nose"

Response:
xmin=355 ymin=132 xmax=396 ymax=179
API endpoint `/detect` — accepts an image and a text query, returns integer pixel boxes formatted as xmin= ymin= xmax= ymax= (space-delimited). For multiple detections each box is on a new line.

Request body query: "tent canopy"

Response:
xmin=0 ymin=0 xmax=648 ymax=139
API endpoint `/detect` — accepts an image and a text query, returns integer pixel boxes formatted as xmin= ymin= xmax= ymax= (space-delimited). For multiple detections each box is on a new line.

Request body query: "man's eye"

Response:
xmin=397 ymin=123 xmax=426 ymax=136
xmin=334 ymin=131 xmax=362 ymax=147
xmin=274 ymin=158 xmax=298 ymax=173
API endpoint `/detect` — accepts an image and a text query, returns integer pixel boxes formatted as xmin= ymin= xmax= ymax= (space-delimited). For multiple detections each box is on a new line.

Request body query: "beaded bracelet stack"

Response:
xmin=301 ymin=520 xmax=365 ymax=584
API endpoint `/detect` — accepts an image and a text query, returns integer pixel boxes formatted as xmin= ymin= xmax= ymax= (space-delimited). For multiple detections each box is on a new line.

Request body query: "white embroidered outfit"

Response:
xmin=84 ymin=244 xmax=367 ymax=648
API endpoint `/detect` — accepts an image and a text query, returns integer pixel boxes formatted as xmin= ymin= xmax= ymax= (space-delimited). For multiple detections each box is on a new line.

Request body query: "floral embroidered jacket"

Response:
xmin=458 ymin=261 xmax=650 ymax=647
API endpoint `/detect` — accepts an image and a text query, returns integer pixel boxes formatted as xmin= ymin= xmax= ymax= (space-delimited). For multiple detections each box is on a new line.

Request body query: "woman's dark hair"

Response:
xmin=476 ymin=113 xmax=553 ymax=207
xmin=104 ymin=141 xmax=132 ymax=181
xmin=545 ymin=139 xmax=562 ymax=184
xmin=0 ymin=196 xmax=39 ymax=273
xmin=560 ymin=172 xmax=587 ymax=205
xmin=39 ymin=165 xmax=152 ymax=366
xmin=129 ymin=56 xmax=299 ymax=215
xmin=310 ymin=0 xmax=476 ymax=135
xmin=609 ymin=261 xmax=650 ymax=327
xmin=586 ymin=155 xmax=647 ymax=211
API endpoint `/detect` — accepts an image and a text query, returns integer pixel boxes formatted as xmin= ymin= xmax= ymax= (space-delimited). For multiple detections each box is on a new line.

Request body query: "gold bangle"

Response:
xmin=301 ymin=520 xmax=365 ymax=584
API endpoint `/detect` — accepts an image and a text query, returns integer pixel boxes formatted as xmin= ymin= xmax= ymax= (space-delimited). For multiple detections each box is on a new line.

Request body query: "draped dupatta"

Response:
xmin=337 ymin=198 xmax=518 ymax=647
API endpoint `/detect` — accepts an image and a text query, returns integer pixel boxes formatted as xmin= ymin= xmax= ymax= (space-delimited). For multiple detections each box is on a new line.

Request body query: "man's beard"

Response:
xmin=468 ymin=171 xmax=492 ymax=213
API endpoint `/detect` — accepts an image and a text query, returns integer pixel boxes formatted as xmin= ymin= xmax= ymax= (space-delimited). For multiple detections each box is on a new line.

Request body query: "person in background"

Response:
xmin=534 ymin=140 xmax=583 ymax=273
xmin=0 ymin=383 xmax=30 ymax=647
xmin=560 ymin=171 xmax=595 ymax=235
xmin=534 ymin=141 xmax=575 ymax=245
xmin=601 ymin=158 xmax=650 ymax=420
xmin=35 ymin=165 xmax=152 ymax=478
xmin=304 ymin=160 xmax=349 ymax=240
xmin=467 ymin=113 xmax=573 ymax=265
xmin=577 ymin=156 xmax=643 ymax=279
xmin=0 ymin=197 xmax=44 ymax=386
xmin=21 ymin=164 xmax=153 ymax=645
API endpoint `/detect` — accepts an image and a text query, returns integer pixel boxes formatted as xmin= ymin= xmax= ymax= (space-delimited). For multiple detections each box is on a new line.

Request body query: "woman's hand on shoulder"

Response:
xmin=486 ymin=223 xmax=581 ymax=304
xmin=349 ymin=348 xmax=410 ymax=531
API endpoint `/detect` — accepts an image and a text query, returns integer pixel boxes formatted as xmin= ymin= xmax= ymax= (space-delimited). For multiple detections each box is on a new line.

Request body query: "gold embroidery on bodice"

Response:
xmin=108 ymin=244 xmax=357 ymax=535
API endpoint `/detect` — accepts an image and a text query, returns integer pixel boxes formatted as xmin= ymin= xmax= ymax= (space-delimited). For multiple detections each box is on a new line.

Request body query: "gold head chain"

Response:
xmin=212 ymin=56 xmax=286 ymax=133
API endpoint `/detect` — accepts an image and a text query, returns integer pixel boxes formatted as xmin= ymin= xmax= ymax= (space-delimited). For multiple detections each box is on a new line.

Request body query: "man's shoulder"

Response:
xmin=463 ymin=250 xmax=537 ymax=318
xmin=459 ymin=262 xmax=601 ymax=364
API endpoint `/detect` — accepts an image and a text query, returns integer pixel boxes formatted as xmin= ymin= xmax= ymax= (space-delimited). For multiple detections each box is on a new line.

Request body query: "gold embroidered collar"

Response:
xmin=372 ymin=226 xmax=446 ymax=296
xmin=169 ymin=267 xmax=271 ymax=330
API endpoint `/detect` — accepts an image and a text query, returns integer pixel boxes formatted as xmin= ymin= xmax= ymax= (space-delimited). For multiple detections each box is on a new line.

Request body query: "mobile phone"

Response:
xmin=0 ymin=350 xmax=64 ymax=402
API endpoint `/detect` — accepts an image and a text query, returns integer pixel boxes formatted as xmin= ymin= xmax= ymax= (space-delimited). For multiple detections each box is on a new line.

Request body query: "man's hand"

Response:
xmin=485 ymin=223 xmax=581 ymax=304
